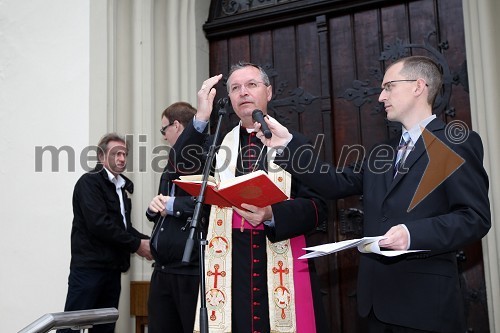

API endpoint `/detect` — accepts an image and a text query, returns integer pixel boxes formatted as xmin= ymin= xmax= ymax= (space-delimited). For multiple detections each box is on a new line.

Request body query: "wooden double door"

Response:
xmin=203 ymin=0 xmax=489 ymax=331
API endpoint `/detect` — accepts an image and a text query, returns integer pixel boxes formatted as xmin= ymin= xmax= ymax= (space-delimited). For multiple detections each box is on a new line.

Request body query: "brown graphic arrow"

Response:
xmin=408 ymin=127 xmax=465 ymax=212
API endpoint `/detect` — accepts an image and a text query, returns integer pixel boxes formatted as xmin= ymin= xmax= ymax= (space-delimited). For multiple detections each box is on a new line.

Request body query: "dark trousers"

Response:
xmin=147 ymin=269 xmax=200 ymax=333
xmin=57 ymin=267 xmax=121 ymax=333
xmin=366 ymin=309 xmax=435 ymax=333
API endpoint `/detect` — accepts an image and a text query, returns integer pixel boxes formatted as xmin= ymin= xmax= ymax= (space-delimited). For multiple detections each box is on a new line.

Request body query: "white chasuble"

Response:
xmin=195 ymin=121 xmax=316 ymax=333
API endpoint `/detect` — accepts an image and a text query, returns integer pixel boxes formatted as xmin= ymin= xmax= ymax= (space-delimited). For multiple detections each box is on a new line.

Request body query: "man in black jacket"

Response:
xmin=145 ymin=102 xmax=209 ymax=333
xmin=59 ymin=133 xmax=152 ymax=333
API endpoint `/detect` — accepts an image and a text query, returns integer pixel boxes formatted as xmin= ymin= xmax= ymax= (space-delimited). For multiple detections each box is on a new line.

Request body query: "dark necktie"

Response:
xmin=394 ymin=132 xmax=411 ymax=178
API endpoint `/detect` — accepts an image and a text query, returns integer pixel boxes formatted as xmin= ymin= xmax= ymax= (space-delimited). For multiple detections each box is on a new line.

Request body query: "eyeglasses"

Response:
xmin=160 ymin=122 xmax=173 ymax=135
xmin=382 ymin=79 xmax=428 ymax=92
xmin=229 ymin=80 xmax=268 ymax=94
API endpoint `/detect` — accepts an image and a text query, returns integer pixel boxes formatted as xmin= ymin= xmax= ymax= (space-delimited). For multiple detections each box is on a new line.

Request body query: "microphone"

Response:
xmin=217 ymin=97 xmax=228 ymax=109
xmin=217 ymin=97 xmax=229 ymax=116
xmin=252 ymin=109 xmax=272 ymax=139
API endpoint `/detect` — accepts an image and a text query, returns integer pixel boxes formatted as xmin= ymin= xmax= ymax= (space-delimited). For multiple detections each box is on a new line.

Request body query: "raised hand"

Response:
xmin=196 ymin=74 xmax=223 ymax=122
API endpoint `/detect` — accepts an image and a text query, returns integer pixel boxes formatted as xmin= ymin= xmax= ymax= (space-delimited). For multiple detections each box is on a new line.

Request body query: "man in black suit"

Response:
xmin=257 ymin=56 xmax=491 ymax=332
xmin=145 ymin=102 xmax=209 ymax=333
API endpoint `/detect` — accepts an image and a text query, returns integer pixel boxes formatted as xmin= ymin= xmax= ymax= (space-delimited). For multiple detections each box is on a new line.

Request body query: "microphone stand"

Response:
xmin=181 ymin=97 xmax=228 ymax=333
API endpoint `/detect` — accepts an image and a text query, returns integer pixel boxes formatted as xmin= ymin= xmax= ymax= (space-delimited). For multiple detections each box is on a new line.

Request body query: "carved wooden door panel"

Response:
xmin=204 ymin=0 xmax=489 ymax=332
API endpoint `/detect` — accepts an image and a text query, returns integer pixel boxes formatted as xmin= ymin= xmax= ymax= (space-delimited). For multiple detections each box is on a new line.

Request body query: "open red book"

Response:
xmin=173 ymin=170 xmax=288 ymax=208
